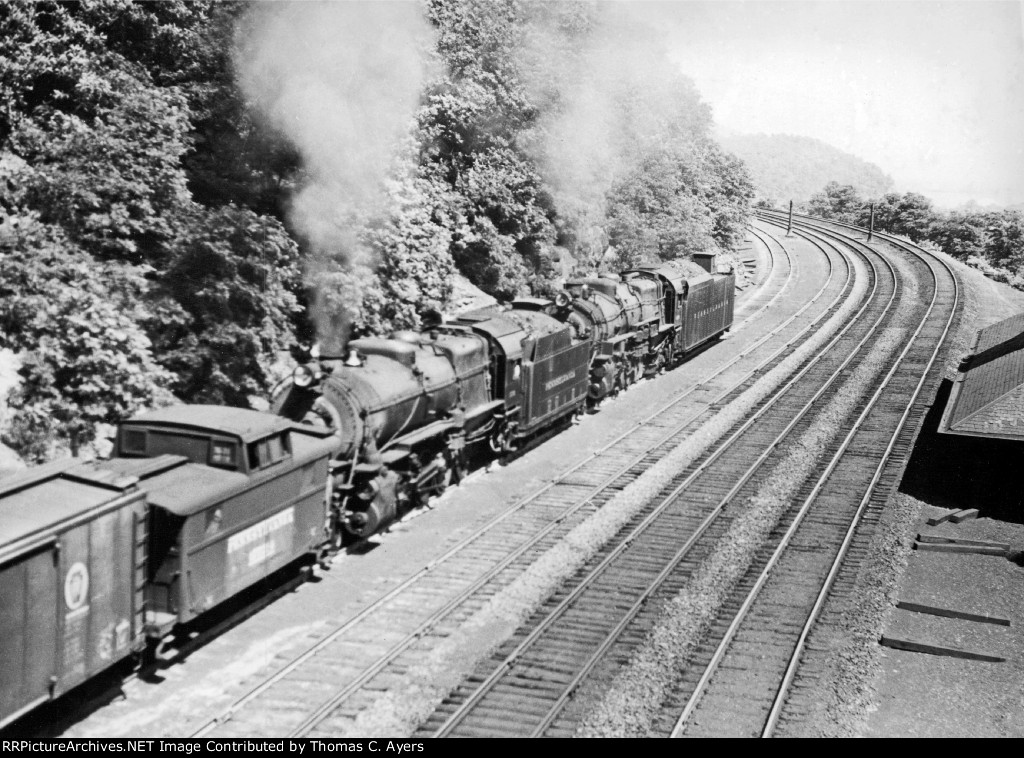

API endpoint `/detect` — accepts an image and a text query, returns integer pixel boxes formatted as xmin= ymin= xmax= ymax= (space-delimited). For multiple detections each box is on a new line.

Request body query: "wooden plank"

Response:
xmin=896 ymin=601 xmax=1011 ymax=627
xmin=950 ymin=508 xmax=980 ymax=523
xmin=926 ymin=511 xmax=957 ymax=526
xmin=916 ymin=534 xmax=1010 ymax=550
xmin=914 ymin=542 xmax=1007 ymax=556
xmin=879 ymin=636 xmax=1005 ymax=663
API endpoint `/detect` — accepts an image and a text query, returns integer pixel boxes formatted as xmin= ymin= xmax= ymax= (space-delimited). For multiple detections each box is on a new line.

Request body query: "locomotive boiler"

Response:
xmin=0 ymin=252 xmax=735 ymax=732
xmin=272 ymin=307 xmax=592 ymax=540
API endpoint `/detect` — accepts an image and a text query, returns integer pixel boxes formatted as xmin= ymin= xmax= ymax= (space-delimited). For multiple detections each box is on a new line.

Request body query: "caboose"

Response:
xmin=109 ymin=406 xmax=338 ymax=633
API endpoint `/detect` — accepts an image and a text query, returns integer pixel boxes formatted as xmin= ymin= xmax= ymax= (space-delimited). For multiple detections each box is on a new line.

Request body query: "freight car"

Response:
xmin=271 ymin=252 xmax=735 ymax=544
xmin=0 ymin=405 xmax=338 ymax=730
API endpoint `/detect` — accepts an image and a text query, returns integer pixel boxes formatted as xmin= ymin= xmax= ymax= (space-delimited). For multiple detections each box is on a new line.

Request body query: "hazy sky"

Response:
xmin=650 ymin=0 xmax=1024 ymax=207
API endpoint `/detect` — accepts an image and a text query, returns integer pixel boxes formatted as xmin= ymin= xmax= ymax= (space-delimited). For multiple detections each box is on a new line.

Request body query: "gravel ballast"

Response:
xmin=578 ymin=323 xmax=909 ymax=737
xmin=333 ymin=244 xmax=870 ymax=736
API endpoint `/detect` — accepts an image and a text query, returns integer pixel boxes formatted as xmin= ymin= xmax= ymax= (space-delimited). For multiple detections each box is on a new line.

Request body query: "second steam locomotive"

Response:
xmin=272 ymin=253 xmax=735 ymax=542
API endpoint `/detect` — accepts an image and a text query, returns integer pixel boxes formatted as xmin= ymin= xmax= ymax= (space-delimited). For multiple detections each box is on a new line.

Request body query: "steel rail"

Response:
xmin=754 ymin=214 xmax=960 ymax=737
xmin=284 ymin=224 xmax=839 ymax=736
xmin=525 ymin=225 xmax=897 ymax=738
xmin=667 ymin=217 xmax=955 ymax=736
xmin=432 ymin=236 xmax=895 ymax=736
xmin=190 ymin=220 xmax=809 ymax=737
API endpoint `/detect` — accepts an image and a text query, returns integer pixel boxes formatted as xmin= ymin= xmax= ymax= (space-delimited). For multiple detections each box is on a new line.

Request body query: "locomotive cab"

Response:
xmin=454 ymin=306 xmax=590 ymax=450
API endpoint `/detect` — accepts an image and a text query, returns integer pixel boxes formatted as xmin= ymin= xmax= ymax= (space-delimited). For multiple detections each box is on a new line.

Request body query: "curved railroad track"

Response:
xmin=414 ymin=223 xmax=904 ymax=737
xmin=645 ymin=213 xmax=961 ymax=738
xmin=186 ymin=224 xmax=852 ymax=738
xmin=720 ymin=209 xmax=958 ymax=737
xmin=61 ymin=216 xmax=947 ymax=741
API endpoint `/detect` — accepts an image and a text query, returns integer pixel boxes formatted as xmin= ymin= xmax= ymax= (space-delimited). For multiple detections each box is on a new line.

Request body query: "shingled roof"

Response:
xmin=939 ymin=312 xmax=1024 ymax=441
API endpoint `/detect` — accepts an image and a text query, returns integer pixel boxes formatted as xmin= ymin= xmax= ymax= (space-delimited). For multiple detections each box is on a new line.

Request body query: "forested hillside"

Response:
xmin=0 ymin=0 xmax=753 ymax=462
xmin=801 ymin=182 xmax=1024 ymax=290
xmin=719 ymin=132 xmax=892 ymax=204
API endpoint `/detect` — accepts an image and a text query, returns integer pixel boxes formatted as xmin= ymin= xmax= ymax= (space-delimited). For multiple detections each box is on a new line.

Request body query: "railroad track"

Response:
xmin=418 ymin=218 xmax=957 ymax=738
xmin=187 ymin=224 xmax=853 ymax=737
xmin=414 ymin=224 xmax=899 ymax=737
xmin=686 ymin=212 xmax=961 ymax=738
xmin=601 ymin=213 xmax=964 ymax=738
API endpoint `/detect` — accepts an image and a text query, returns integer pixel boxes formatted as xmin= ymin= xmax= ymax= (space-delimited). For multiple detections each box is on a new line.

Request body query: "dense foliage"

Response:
xmin=0 ymin=0 xmax=753 ymax=461
xmin=0 ymin=0 xmax=298 ymax=456
xmin=0 ymin=212 xmax=173 ymax=460
xmin=798 ymin=183 xmax=1024 ymax=288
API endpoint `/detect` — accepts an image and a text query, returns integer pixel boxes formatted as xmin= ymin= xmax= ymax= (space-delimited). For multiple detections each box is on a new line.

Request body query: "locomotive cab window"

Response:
xmin=248 ymin=433 xmax=291 ymax=471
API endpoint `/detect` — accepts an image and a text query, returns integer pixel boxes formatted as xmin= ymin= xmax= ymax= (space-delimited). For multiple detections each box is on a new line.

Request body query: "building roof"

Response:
xmin=125 ymin=404 xmax=291 ymax=443
xmin=939 ymin=312 xmax=1024 ymax=441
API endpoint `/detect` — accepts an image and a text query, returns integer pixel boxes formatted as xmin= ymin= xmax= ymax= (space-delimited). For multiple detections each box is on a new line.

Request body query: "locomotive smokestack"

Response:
xmin=343 ymin=347 xmax=364 ymax=367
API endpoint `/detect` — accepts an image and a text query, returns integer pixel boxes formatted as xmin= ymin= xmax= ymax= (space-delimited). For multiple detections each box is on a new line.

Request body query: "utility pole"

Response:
xmin=867 ymin=203 xmax=875 ymax=242
xmin=786 ymin=200 xmax=793 ymax=236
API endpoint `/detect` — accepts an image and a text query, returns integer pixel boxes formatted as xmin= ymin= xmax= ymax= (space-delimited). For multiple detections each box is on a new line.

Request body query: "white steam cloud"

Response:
xmin=235 ymin=0 xmax=437 ymax=348
xmin=518 ymin=3 xmax=707 ymax=271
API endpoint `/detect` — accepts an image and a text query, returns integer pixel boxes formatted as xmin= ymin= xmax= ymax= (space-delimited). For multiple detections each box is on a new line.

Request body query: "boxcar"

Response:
xmin=0 ymin=460 xmax=148 ymax=729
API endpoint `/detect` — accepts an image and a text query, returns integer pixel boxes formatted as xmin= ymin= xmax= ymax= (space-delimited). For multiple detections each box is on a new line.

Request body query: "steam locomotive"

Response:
xmin=271 ymin=253 xmax=735 ymax=542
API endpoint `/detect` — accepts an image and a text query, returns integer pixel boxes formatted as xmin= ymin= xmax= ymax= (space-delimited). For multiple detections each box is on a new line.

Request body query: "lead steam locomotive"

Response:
xmin=271 ymin=253 xmax=735 ymax=542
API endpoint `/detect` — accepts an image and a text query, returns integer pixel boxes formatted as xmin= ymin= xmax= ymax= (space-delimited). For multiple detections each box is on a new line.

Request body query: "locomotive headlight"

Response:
xmin=293 ymin=364 xmax=317 ymax=388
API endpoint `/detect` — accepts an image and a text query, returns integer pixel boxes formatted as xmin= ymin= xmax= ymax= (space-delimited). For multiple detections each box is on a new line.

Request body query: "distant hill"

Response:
xmin=718 ymin=133 xmax=894 ymax=203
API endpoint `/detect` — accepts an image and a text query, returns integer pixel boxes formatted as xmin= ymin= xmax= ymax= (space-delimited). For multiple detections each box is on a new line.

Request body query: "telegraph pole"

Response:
xmin=867 ymin=203 xmax=875 ymax=242
xmin=786 ymin=200 xmax=793 ymax=236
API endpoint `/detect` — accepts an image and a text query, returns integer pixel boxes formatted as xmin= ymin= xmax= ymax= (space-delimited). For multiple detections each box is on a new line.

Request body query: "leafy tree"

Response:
xmin=865 ymin=192 xmax=934 ymax=242
xmin=807 ymin=182 xmax=864 ymax=223
xmin=698 ymin=142 xmax=755 ymax=251
xmin=421 ymin=0 xmax=557 ymax=299
xmin=982 ymin=210 xmax=1024 ymax=269
xmin=1 ymin=2 xmax=195 ymax=263
xmin=605 ymin=137 xmax=753 ymax=268
xmin=11 ymin=75 xmax=192 ymax=263
xmin=607 ymin=148 xmax=715 ymax=268
xmin=1 ymin=1 xmax=307 ymax=429
xmin=149 ymin=205 xmax=302 ymax=406
xmin=926 ymin=211 xmax=987 ymax=260
xmin=0 ymin=213 xmax=172 ymax=460
xmin=449 ymin=144 xmax=553 ymax=298
xmin=361 ymin=167 xmax=459 ymax=331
